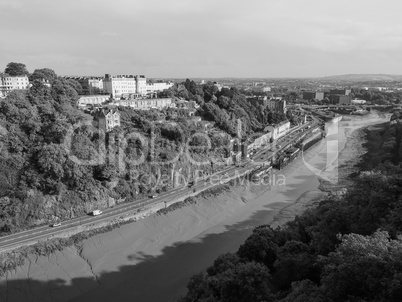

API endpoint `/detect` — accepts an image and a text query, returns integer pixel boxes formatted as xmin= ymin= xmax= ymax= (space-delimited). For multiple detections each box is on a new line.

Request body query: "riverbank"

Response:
xmin=357 ymin=121 xmax=389 ymax=171
xmin=0 ymin=112 xmax=390 ymax=302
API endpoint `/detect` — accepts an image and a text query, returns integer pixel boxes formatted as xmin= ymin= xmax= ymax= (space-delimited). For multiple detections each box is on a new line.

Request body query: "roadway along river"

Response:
xmin=0 ymin=112 xmax=390 ymax=302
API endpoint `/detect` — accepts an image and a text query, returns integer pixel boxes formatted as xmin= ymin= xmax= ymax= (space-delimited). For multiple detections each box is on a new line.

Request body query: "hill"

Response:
xmin=319 ymin=74 xmax=402 ymax=82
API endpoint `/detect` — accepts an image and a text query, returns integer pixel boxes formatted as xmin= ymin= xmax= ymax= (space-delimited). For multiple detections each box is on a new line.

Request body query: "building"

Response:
xmin=267 ymin=98 xmax=286 ymax=114
xmin=135 ymin=75 xmax=147 ymax=96
xmin=329 ymin=95 xmax=352 ymax=105
xmin=246 ymin=96 xmax=268 ymax=107
xmin=213 ymin=82 xmax=223 ymax=91
xmin=351 ymin=99 xmax=367 ymax=105
xmin=145 ymin=81 xmax=173 ymax=95
xmin=93 ymin=108 xmax=120 ymax=132
xmin=64 ymin=76 xmax=104 ymax=95
xmin=247 ymin=132 xmax=272 ymax=153
xmin=232 ymin=151 xmax=242 ymax=163
xmin=303 ymin=91 xmax=324 ymax=101
xmin=111 ymin=98 xmax=174 ymax=110
xmin=104 ymin=74 xmax=172 ymax=99
xmin=303 ymin=92 xmax=315 ymax=100
xmin=104 ymin=74 xmax=137 ymax=99
xmin=0 ymin=74 xmax=30 ymax=97
xmin=265 ymin=120 xmax=290 ymax=141
xmin=78 ymin=95 xmax=110 ymax=107
xmin=329 ymin=89 xmax=351 ymax=96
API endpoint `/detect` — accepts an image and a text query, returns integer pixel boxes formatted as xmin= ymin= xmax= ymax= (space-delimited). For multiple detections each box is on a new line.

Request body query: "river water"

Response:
xmin=0 ymin=112 xmax=390 ymax=302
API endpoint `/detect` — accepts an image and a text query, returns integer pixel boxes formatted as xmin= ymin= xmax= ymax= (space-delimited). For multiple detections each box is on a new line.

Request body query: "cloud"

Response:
xmin=0 ymin=0 xmax=401 ymax=77
xmin=0 ymin=0 xmax=24 ymax=10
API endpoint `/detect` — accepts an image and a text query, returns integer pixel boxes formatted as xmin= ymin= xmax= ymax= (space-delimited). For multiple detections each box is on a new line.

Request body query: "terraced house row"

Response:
xmin=0 ymin=74 xmax=30 ymax=97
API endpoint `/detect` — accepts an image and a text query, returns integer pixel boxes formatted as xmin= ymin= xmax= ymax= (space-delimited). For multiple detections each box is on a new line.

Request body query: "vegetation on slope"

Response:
xmin=0 ymin=63 xmax=286 ymax=236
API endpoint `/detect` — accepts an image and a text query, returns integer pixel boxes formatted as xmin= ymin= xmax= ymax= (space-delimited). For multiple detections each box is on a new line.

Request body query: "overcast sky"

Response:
xmin=1 ymin=0 xmax=401 ymax=78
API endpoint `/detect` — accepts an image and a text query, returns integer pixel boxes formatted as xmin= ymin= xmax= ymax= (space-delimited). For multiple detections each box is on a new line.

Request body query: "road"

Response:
xmin=0 ymin=120 xmax=320 ymax=251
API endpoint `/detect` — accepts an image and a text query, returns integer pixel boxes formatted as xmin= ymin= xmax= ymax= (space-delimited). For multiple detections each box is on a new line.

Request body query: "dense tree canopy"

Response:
xmin=161 ymin=79 xmax=286 ymax=137
xmin=4 ymin=62 xmax=29 ymax=76
xmin=29 ymin=68 xmax=58 ymax=82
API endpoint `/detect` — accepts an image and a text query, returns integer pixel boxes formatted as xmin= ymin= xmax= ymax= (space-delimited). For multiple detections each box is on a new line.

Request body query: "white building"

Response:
xmin=103 ymin=74 xmax=172 ymax=99
xmin=136 ymin=75 xmax=147 ymax=96
xmin=111 ymin=98 xmax=174 ymax=110
xmin=351 ymin=99 xmax=367 ymax=105
xmin=104 ymin=74 xmax=137 ymax=99
xmin=78 ymin=95 xmax=110 ymax=107
xmin=0 ymin=75 xmax=30 ymax=97
xmin=145 ymin=82 xmax=173 ymax=94
xmin=265 ymin=120 xmax=290 ymax=140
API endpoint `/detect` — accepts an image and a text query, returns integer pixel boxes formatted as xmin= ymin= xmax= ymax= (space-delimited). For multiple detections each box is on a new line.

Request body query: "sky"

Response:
xmin=1 ymin=0 xmax=402 ymax=78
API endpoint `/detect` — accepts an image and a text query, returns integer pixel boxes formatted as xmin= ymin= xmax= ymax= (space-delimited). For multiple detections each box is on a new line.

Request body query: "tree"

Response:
xmin=36 ymin=143 xmax=67 ymax=180
xmin=4 ymin=62 xmax=29 ymax=76
xmin=206 ymin=253 xmax=241 ymax=276
xmin=280 ymin=280 xmax=326 ymax=302
xmin=273 ymin=240 xmax=319 ymax=290
xmin=320 ymin=231 xmax=402 ymax=302
xmin=237 ymin=226 xmax=278 ymax=270
xmin=93 ymin=164 xmax=115 ymax=181
xmin=180 ymin=262 xmax=275 ymax=302
xmin=30 ymin=68 xmax=57 ymax=82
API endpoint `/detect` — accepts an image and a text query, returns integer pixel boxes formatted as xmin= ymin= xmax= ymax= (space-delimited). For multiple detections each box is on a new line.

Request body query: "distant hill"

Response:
xmin=320 ymin=74 xmax=402 ymax=82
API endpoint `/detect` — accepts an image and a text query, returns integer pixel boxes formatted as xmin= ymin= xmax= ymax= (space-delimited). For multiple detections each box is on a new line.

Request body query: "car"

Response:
xmin=149 ymin=194 xmax=158 ymax=199
xmin=51 ymin=222 xmax=61 ymax=227
xmin=91 ymin=210 xmax=102 ymax=216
